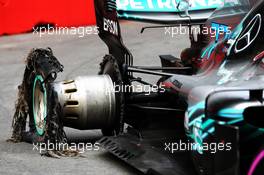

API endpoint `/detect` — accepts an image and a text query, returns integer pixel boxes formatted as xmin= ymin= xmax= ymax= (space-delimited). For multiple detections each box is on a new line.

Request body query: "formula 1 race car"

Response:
xmin=10 ymin=0 xmax=264 ymax=175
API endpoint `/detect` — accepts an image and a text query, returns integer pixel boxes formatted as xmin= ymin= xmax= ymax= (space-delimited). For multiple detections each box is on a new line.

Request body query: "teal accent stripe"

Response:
xmin=227 ymin=118 xmax=243 ymax=125
xmin=202 ymin=119 xmax=214 ymax=130
xmin=188 ymin=101 xmax=205 ymax=118
xmin=218 ymin=108 xmax=244 ymax=119
xmin=202 ymin=127 xmax=215 ymax=139
xmin=117 ymin=0 xmax=222 ymax=12
xmin=189 ymin=114 xmax=205 ymax=127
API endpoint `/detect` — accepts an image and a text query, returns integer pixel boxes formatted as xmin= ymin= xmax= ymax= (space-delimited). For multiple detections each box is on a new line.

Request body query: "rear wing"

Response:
xmin=93 ymin=0 xmax=243 ymax=66
xmin=93 ymin=0 xmax=222 ymax=66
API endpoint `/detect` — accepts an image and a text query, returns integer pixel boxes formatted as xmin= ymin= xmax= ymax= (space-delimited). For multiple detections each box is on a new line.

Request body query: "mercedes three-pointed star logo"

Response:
xmin=235 ymin=14 xmax=262 ymax=53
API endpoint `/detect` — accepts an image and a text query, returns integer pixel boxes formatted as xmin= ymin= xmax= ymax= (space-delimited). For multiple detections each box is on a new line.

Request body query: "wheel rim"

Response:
xmin=32 ymin=75 xmax=47 ymax=136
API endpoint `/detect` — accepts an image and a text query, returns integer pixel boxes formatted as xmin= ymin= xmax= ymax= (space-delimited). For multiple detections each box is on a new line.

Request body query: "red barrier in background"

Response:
xmin=0 ymin=0 xmax=96 ymax=35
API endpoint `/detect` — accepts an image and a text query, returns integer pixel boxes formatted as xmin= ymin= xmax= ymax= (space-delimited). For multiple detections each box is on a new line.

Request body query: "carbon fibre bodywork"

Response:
xmin=95 ymin=0 xmax=264 ymax=175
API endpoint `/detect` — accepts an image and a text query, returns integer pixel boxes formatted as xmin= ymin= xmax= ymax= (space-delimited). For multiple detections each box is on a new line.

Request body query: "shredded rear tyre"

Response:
xmin=99 ymin=55 xmax=125 ymax=136
xmin=10 ymin=48 xmax=65 ymax=145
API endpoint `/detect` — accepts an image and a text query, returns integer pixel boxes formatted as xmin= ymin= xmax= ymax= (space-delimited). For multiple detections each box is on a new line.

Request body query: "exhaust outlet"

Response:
xmin=53 ymin=75 xmax=116 ymax=130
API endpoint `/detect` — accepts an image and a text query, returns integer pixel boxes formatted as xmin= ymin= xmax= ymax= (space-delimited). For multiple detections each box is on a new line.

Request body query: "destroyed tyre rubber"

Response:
xmin=11 ymin=48 xmax=64 ymax=144
xmin=28 ymin=49 xmax=64 ymax=143
xmin=99 ymin=55 xmax=125 ymax=136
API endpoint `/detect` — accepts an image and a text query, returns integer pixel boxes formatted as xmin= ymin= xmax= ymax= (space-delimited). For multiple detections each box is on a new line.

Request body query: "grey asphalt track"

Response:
xmin=0 ymin=22 xmax=189 ymax=175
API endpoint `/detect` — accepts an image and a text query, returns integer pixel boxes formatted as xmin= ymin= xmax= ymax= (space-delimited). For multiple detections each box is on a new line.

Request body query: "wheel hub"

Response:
xmin=33 ymin=75 xmax=47 ymax=136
